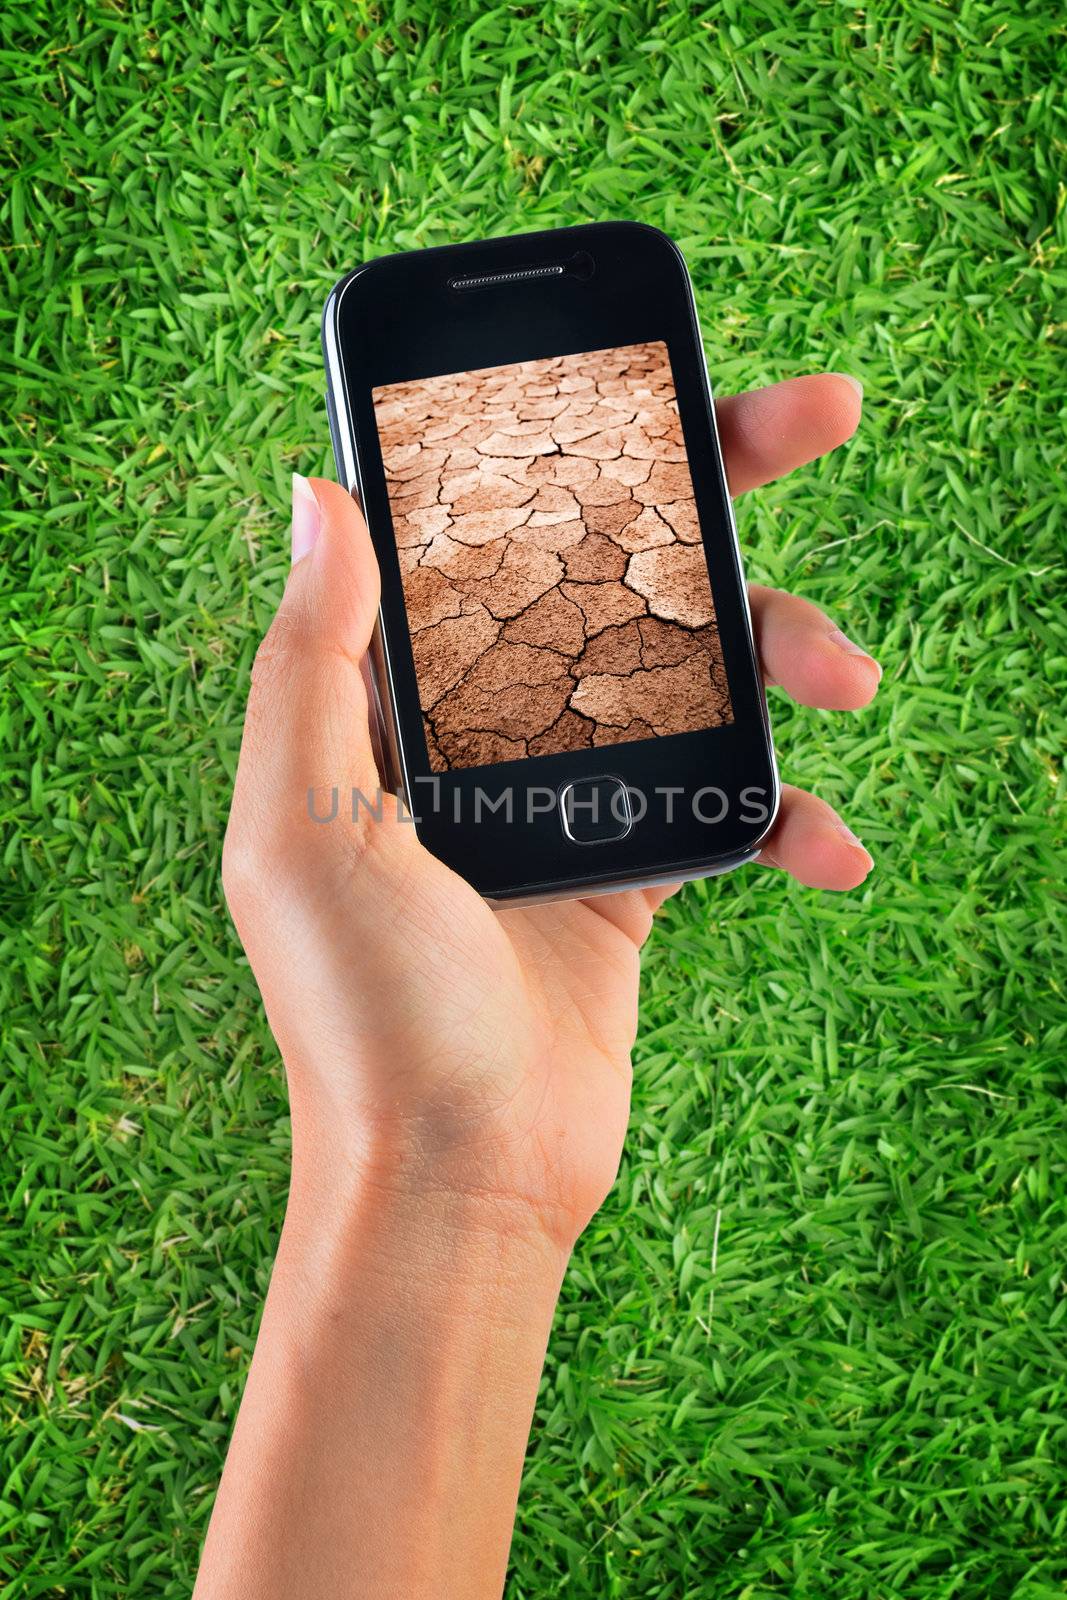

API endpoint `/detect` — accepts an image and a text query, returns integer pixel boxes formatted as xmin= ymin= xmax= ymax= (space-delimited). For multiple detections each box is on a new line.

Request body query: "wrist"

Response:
xmin=285 ymin=1088 xmax=590 ymax=1259
xmin=282 ymin=1123 xmax=574 ymax=1310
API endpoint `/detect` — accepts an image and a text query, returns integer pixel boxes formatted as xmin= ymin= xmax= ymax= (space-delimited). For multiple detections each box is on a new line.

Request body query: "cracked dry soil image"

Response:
xmin=373 ymin=340 xmax=733 ymax=772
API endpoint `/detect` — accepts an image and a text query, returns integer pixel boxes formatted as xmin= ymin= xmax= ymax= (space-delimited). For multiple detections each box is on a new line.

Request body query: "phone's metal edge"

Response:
xmin=676 ymin=251 xmax=783 ymax=844
xmin=482 ymin=848 xmax=762 ymax=909
xmin=321 ymin=229 xmax=781 ymax=905
xmin=323 ymin=276 xmax=410 ymax=805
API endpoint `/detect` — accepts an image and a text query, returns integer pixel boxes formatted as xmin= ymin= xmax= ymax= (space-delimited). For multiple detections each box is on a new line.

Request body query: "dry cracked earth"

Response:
xmin=373 ymin=340 xmax=733 ymax=772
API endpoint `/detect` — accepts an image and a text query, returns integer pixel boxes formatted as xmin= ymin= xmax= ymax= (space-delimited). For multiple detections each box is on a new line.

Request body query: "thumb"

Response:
xmin=223 ymin=474 xmax=385 ymax=898
xmin=286 ymin=474 xmax=381 ymax=665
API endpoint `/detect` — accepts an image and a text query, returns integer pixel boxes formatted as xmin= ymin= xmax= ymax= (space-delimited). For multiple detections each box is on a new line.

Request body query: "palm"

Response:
xmin=495 ymin=892 xmax=656 ymax=1235
xmin=332 ymin=831 xmax=649 ymax=1242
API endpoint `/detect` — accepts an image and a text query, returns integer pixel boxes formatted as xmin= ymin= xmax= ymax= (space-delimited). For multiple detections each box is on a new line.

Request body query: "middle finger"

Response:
xmin=748 ymin=584 xmax=881 ymax=710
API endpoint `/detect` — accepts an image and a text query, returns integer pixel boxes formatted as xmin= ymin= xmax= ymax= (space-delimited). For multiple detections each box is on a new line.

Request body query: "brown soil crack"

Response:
xmin=374 ymin=342 xmax=732 ymax=771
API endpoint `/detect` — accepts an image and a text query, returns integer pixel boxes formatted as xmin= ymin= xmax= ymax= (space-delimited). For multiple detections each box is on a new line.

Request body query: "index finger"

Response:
xmin=716 ymin=374 xmax=863 ymax=495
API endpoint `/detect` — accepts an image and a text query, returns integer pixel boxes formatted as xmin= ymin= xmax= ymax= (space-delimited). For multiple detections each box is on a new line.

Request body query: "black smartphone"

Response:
xmin=321 ymin=222 xmax=778 ymax=905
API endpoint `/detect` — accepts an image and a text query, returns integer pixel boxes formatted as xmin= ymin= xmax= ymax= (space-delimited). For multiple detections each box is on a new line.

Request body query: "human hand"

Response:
xmin=222 ymin=373 xmax=879 ymax=1255
xmin=200 ymin=375 xmax=879 ymax=1598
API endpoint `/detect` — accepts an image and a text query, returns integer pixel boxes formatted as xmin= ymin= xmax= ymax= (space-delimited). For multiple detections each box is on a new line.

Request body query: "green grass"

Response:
xmin=2 ymin=1 xmax=1065 ymax=1595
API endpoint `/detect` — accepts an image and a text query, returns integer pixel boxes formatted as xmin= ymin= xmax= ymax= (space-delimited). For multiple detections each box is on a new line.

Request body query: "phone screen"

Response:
xmin=372 ymin=340 xmax=734 ymax=774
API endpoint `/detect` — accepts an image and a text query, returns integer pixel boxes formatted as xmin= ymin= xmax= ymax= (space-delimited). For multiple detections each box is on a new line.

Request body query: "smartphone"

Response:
xmin=321 ymin=222 xmax=778 ymax=905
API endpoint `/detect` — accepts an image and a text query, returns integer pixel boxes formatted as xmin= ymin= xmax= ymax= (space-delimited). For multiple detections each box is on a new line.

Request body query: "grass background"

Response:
xmin=2 ymin=1 xmax=1065 ymax=1595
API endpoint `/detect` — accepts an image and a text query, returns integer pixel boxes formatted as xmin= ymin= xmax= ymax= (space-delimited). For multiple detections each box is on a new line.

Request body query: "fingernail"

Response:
xmin=291 ymin=474 xmax=321 ymax=565
xmin=834 ymin=373 xmax=863 ymax=400
xmin=834 ymin=818 xmax=873 ymax=863
xmin=829 ymin=628 xmax=882 ymax=677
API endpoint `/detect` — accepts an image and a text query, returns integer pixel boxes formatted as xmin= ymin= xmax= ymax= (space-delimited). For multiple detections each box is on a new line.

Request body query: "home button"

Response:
xmin=559 ymin=776 xmax=633 ymax=845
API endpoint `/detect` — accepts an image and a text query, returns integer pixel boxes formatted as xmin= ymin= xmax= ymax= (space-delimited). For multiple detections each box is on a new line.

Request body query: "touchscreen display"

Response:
xmin=372 ymin=340 xmax=733 ymax=773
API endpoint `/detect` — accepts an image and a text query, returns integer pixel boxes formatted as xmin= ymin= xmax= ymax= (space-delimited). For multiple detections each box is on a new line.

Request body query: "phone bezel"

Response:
xmin=322 ymin=221 xmax=779 ymax=901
